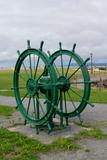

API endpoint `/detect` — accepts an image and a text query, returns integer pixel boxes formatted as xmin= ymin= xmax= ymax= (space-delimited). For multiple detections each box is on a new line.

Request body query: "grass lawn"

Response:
xmin=90 ymin=89 xmax=107 ymax=103
xmin=0 ymin=105 xmax=16 ymax=117
xmin=0 ymin=70 xmax=14 ymax=96
xmin=0 ymin=128 xmax=79 ymax=160
xmin=0 ymin=69 xmax=107 ymax=103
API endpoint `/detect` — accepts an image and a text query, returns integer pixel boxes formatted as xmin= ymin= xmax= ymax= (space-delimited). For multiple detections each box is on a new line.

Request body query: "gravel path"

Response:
xmin=0 ymin=95 xmax=107 ymax=123
xmin=40 ymin=139 xmax=107 ymax=160
xmin=0 ymin=96 xmax=16 ymax=106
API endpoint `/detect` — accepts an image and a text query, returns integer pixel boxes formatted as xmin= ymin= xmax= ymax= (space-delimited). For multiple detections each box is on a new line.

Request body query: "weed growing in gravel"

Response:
xmin=50 ymin=137 xmax=80 ymax=151
xmin=0 ymin=128 xmax=80 ymax=160
xmin=0 ymin=127 xmax=107 ymax=160
xmin=77 ymin=127 xmax=107 ymax=139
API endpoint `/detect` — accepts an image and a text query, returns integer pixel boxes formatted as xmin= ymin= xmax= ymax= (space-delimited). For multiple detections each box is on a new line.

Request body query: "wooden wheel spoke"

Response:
xmin=68 ymin=58 xmax=90 ymax=80
xmin=29 ymin=54 xmax=33 ymax=77
xmin=33 ymin=96 xmax=37 ymax=119
xmin=60 ymin=90 xmax=63 ymax=112
xmin=26 ymin=96 xmax=31 ymax=114
xmin=12 ymin=86 xmax=26 ymax=90
xmin=65 ymin=56 xmax=73 ymax=76
xmin=64 ymin=92 xmax=67 ymax=113
xmin=36 ymin=95 xmax=45 ymax=115
xmin=36 ymin=93 xmax=39 ymax=119
xmin=34 ymin=57 xmax=40 ymax=79
xmin=60 ymin=54 xmax=64 ymax=76
xmin=69 ymin=87 xmax=83 ymax=98
xmin=67 ymin=91 xmax=77 ymax=110
xmin=54 ymin=63 xmax=60 ymax=77
xmin=17 ymin=50 xmax=29 ymax=78
xmin=14 ymin=70 xmax=27 ymax=82
xmin=16 ymin=92 xmax=28 ymax=109
xmin=70 ymin=81 xmax=89 ymax=84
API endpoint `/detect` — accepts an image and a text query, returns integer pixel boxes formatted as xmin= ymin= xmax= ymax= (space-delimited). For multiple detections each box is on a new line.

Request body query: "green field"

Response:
xmin=0 ymin=105 xmax=16 ymax=117
xmin=0 ymin=70 xmax=14 ymax=96
xmin=0 ymin=69 xmax=107 ymax=103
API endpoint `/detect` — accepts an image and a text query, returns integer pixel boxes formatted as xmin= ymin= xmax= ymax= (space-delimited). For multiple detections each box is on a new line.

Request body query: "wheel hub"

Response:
xmin=57 ymin=76 xmax=70 ymax=92
xmin=26 ymin=78 xmax=38 ymax=96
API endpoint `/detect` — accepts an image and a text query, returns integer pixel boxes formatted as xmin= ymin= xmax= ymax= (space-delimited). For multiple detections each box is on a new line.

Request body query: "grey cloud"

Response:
xmin=0 ymin=0 xmax=107 ymax=64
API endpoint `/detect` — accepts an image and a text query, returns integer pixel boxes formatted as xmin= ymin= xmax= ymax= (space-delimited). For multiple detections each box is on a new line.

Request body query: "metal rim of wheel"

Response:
xmin=50 ymin=49 xmax=91 ymax=118
xmin=13 ymin=48 xmax=57 ymax=126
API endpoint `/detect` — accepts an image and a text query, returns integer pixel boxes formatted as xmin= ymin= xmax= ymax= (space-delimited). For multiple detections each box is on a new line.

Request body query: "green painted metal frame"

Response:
xmin=13 ymin=41 xmax=92 ymax=134
xmin=50 ymin=49 xmax=91 ymax=118
xmin=13 ymin=47 xmax=58 ymax=127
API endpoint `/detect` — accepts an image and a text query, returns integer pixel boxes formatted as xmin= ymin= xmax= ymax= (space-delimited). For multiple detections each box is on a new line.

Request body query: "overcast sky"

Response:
xmin=0 ymin=0 xmax=107 ymax=65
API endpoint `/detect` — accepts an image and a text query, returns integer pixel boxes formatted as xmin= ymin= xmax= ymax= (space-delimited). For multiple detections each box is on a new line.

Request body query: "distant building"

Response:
xmin=93 ymin=66 xmax=107 ymax=71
